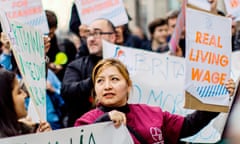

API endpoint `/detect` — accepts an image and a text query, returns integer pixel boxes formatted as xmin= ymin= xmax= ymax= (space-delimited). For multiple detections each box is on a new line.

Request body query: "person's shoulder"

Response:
xmin=68 ymin=56 xmax=90 ymax=67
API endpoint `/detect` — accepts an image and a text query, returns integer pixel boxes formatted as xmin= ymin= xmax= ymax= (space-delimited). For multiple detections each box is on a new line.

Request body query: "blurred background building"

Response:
xmin=124 ymin=0 xmax=226 ymax=36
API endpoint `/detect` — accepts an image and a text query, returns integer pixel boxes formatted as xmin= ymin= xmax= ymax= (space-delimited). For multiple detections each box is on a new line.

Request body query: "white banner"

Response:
xmin=0 ymin=122 xmax=134 ymax=144
xmin=0 ymin=0 xmax=49 ymax=34
xmin=74 ymin=0 xmax=128 ymax=26
xmin=103 ymin=41 xmax=185 ymax=113
xmin=185 ymin=8 xmax=232 ymax=106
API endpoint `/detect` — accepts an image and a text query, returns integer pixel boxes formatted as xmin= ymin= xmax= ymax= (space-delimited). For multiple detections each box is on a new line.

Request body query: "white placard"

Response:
xmin=0 ymin=0 xmax=49 ymax=34
xmin=9 ymin=21 xmax=46 ymax=120
xmin=185 ymin=8 xmax=232 ymax=106
xmin=74 ymin=0 xmax=128 ymax=26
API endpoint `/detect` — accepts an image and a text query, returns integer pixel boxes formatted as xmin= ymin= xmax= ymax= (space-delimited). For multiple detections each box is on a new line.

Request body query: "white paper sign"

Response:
xmin=224 ymin=0 xmax=240 ymax=21
xmin=185 ymin=8 xmax=232 ymax=106
xmin=0 ymin=122 xmax=134 ymax=144
xmin=9 ymin=21 xmax=46 ymax=120
xmin=0 ymin=0 xmax=49 ymax=34
xmin=74 ymin=0 xmax=128 ymax=26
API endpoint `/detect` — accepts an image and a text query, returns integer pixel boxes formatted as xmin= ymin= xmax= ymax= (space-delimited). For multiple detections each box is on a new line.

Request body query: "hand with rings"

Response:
xmin=108 ymin=110 xmax=127 ymax=128
xmin=36 ymin=121 xmax=52 ymax=132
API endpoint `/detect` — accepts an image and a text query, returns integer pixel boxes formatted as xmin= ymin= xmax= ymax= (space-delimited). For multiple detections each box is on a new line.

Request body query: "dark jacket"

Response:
xmin=142 ymin=40 xmax=169 ymax=53
xmin=61 ymin=55 xmax=102 ymax=127
xmin=0 ymin=122 xmax=38 ymax=138
xmin=46 ymin=34 xmax=60 ymax=63
xmin=122 ymin=24 xmax=144 ymax=49
xmin=75 ymin=40 xmax=89 ymax=59
xmin=123 ymin=34 xmax=144 ymax=49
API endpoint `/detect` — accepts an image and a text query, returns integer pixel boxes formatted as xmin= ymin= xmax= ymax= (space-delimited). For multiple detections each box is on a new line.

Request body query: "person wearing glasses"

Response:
xmin=61 ymin=18 xmax=116 ymax=127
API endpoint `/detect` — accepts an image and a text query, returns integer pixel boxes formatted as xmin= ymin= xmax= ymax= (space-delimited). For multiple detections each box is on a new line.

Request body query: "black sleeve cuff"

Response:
xmin=179 ymin=111 xmax=219 ymax=138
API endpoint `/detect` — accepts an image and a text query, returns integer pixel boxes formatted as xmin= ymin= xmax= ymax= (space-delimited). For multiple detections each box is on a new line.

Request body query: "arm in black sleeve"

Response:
xmin=94 ymin=113 xmax=111 ymax=123
xmin=179 ymin=111 xmax=219 ymax=138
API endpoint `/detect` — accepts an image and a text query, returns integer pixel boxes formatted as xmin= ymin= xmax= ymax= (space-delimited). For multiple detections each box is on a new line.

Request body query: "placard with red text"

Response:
xmin=0 ymin=0 xmax=49 ymax=34
xmin=74 ymin=0 xmax=128 ymax=26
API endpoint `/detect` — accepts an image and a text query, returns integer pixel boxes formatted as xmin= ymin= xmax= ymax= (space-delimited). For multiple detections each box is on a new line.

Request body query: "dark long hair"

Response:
xmin=0 ymin=68 xmax=20 ymax=137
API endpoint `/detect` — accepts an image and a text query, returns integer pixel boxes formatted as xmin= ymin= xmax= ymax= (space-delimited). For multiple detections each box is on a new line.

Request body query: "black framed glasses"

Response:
xmin=86 ymin=29 xmax=115 ymax=38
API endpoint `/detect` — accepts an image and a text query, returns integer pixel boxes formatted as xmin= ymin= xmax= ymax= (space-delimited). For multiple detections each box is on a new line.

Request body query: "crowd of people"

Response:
xmin=0 ymin=0 xmax=239 ymax=143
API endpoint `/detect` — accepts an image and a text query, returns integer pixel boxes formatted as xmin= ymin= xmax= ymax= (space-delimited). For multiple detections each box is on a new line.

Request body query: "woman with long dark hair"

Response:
xmin=0 ymin=68 xmax=51 ymax=138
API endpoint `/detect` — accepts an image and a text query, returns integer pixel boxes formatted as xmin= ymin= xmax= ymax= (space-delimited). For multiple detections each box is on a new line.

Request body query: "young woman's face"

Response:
xmin=94 ymin=66 xmax=130 ymax=107
xmin=12 ymin=78 xmax=27 ymax=119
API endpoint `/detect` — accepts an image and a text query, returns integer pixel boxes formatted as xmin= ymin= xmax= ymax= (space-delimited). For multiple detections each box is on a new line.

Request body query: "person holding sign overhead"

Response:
xmin=74 ymin=58 xmax=235 ymax=144
xmin=0 ymin=68 xmax=51 ymax=138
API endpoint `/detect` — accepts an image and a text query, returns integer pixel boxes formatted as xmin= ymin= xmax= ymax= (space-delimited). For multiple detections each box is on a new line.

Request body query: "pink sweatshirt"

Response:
xmin=75 ymin=104 xmax=184 ymax=144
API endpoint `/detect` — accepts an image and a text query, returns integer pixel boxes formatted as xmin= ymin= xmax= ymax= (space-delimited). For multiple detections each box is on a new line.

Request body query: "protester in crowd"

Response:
xmin=69 ymin=4 xmax=89 ymax=58
xmin=45 ymin=10 xmax=63 ymax=76
xmin=0 ymin=32 xmax=12 ymax=71
xmin=45 ymin=68 xmax=66 ymax=129
xmin=0 ymin=32 xmax=20 ymax=74
xmin=143 ymin=18 xmax=169 ymax=53
xmin=61 ymin=18 xmax=116 ymax=127
xmin=55 ymin=32 xmax=78 ymax=81
xmin=131 ymin=25 xmax=148 ymax=44
xmin=115 ymin=23 xmax=144 ymax=49
xmin=74 ymin=58 xmax=235 ymax=144
xmin=166 ymin=9 xmax=179 ymax=42
xmin=74 ymin=24 xmax=89 ymax=59
xmin=43 ymin=33 xmax=66 ymax=130
xmin=0 ymin=68 xmax=51 ymax=138
xmin=0 ymin=29 xmax=65 ymax=130
xmin=229 ymin=16 xmax=240 ymax=52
